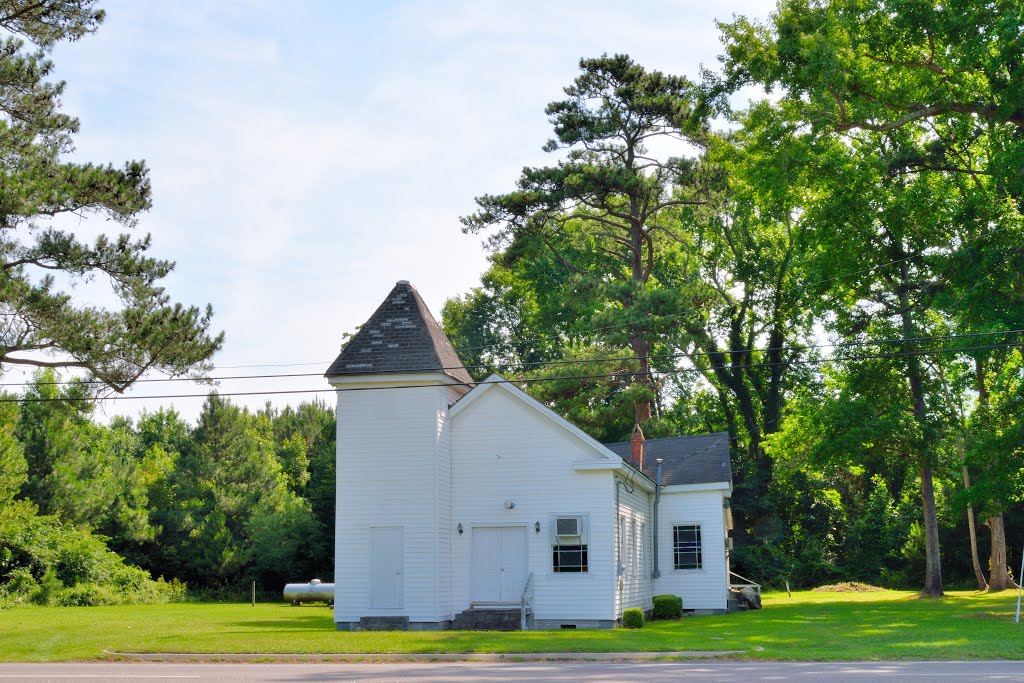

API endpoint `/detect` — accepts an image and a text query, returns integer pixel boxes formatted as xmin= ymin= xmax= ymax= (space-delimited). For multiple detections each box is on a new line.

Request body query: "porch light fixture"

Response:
xmin=504 ymin=500 xmax=515 ymax=509
xmin=535 ymin=521 xmax=541 ymax=534
xmin=457 ymin=523 xmax=464 ymax=535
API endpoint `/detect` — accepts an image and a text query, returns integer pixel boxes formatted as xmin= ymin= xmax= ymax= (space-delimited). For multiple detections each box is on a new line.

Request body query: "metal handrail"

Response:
xmin=520 ymin=572 xmax=534 ymax=631
xmin=729 ymin=570 xmax=762 ymax=596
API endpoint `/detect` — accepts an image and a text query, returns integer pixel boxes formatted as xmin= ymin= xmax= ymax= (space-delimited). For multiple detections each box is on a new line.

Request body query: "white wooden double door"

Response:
xmin=470 ymin=526 xmax=527 ymax=604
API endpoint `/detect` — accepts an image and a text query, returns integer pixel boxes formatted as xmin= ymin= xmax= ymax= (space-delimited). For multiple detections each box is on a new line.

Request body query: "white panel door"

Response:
xmin=470 ymin=527 xmax=501 ymax=602
xmin=370 ymin=527 xmax=403 ymax=609
xmin=471 ymin=526 xmax=527 ymax=602
xmin=499 ymin=526 xmax=527 ymax=601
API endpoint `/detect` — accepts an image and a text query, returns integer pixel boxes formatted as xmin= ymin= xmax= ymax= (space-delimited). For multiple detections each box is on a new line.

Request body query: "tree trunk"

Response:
xmin=898 ymin=259 xmax=942 ymax=597
xmin=988 ymin=514 xmax=1018 ymax=591
xmin=904 ymin=354 xmax=943 ymax=596
xmin=970 ymin=357 xmax=1016 ymax=592
xmin=631 ymin=335 xmax=653 ymax=425
xmin=919 ymin=465 xmax=944 ymax=596
xmin=962 ymin=465 xmax=988 ymax=590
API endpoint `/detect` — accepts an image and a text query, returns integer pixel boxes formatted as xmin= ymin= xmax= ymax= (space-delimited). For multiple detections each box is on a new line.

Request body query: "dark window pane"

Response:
xmin=552 ymin=544 xmax=589 ymax=573
xmin=672 ymin=525 xmax=702 ymax=570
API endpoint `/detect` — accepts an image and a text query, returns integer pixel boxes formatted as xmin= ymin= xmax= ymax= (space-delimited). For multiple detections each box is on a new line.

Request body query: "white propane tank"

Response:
xmin=282 ymin=578 xmax=335 ymax=605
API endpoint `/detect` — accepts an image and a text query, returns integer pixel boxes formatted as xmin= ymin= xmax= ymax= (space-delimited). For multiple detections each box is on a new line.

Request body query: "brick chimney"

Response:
xmin=631 ymin=423 xmax=645 ymax=471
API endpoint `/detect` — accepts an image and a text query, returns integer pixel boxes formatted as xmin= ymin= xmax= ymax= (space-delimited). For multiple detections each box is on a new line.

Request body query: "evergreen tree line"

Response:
xmin=0 ymin=370 xmax=335 ymax=606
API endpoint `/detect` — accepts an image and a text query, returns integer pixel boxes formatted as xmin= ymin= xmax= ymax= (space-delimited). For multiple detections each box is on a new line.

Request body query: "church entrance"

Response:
xmin=470 ymin=526 xmax=527 ymax=604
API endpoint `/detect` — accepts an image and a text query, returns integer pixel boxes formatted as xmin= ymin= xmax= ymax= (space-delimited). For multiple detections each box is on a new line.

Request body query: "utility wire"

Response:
xmin=4 ymin=340 xmax=1021 ymax=404
xmin=4 ymin=327 xmax=1022 ymax=389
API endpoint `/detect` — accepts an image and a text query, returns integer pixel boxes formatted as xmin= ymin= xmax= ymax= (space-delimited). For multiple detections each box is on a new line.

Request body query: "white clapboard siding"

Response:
xmin=450 ymin=385 xmax=617 ymax=622
xmin=654 ymin=489 xmax=728 ymax=611
xmin=435 ymin=387 xmax=456 ymax=621
xmin=334 ymin=383 xmax=458 ymax=624
xmin=614 ymin=475 xmax=654 ymax=615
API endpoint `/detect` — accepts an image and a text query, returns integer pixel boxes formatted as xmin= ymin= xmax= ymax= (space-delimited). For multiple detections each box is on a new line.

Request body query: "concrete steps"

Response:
xmin=452 ymin=607 xmax=523 ymax=631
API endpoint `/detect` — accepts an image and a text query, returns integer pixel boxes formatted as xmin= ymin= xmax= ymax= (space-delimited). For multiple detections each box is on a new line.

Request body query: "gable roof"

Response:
xmin=325 ymin=280 xmax=474 ymax=385
xmin=449 ymin=373 xmax=625 ymax=462
xmin=604 ymin=432 xmax=732 ymax=487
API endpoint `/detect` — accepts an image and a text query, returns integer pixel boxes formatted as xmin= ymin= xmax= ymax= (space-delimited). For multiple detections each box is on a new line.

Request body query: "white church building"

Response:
xmin=326 ymin=281 xmax=734 ymax=630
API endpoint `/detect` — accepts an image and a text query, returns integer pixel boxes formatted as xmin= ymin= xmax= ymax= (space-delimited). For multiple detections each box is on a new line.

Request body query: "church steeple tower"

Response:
xmin=326 ymin=281 xmax=467 ymax=630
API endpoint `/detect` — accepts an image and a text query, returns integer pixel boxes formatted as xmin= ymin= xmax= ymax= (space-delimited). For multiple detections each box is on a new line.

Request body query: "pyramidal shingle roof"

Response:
xmin=325 ymin=281 xmax=474 ymax=385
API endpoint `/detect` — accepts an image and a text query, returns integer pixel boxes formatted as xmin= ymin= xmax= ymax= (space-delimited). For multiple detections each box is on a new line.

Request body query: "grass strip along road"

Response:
xmin=2 ymin=590 xmax=1022 ymax=662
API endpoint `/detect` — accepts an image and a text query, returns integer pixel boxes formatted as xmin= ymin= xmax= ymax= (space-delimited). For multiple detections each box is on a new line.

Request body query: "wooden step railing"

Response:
xmin=729 ymin=570 xmax=762 ymax=596
xmin=520 ymin=572 xmax=535 ymax=631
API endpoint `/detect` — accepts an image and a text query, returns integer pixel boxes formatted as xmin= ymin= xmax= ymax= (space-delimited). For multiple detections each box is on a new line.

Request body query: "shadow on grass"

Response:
xmin=227 ymin=615 xmax=335 ymax=631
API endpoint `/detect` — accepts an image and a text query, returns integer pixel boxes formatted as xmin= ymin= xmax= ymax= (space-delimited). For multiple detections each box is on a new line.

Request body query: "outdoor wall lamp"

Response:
xmin=457 ymin=523 xmax=463 ymax=535
xmin=504 ymin=500 xmax=515 ymax=509
xmin=535 ymin=521 xmax=541 ymax=534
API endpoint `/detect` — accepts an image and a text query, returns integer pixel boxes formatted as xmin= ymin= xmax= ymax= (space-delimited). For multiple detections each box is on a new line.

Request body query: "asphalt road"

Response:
xmin=0 ymin=661 xmax=1023 ymax=682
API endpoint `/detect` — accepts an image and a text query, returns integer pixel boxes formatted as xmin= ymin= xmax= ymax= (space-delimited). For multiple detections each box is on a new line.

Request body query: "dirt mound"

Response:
xmin=812 ymin=582 xmax=885 ymax=593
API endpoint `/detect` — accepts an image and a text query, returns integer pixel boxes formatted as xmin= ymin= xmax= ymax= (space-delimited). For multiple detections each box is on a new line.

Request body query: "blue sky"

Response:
xmin=42 ymin=0 xmax=775 ymax=422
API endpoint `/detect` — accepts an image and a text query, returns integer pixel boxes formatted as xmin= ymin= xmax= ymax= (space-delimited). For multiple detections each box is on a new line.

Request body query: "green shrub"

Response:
xmin=652 ymin=594 xmax=682 ymax=619
xmin=1 ymin=503 xmax=187 ymax=607
xmin=56 ymin=582 xmax=119 ymax=606
xmin=30 ymin=569 xmax=64 ymax=605
xmin=622 ymin=607 xmax=644 ymax=628
xmin=2 ymin=568 xmax=38 ymax=596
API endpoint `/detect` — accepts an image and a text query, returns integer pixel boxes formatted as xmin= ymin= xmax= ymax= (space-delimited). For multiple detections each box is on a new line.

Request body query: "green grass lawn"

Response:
xmin=2 ymin=589 xmax=1023 ymax=662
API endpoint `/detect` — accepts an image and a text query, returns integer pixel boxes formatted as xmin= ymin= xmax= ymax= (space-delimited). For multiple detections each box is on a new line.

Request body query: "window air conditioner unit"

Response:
xmin=555 ymin=516 xmax=583 ymax=538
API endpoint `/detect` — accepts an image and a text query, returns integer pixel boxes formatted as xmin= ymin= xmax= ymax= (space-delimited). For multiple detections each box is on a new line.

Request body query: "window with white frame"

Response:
xmin=616 ymin=515 xmax=624 ymax=575
xmin=553 ymin=515 xmax=589 ymax=573
xmin=673 ymin=524 xmax=702 ymax=570
xmin=640 ymin=522 xmax=647 ymax=577
xmin=552 ymin=544 xmax=588 ymax=572
xmin=630 ymin=519 xmax=638 ymax=574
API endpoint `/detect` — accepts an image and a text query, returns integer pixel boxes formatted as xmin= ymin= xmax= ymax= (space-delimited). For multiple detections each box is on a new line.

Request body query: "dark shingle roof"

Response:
xmin=325 ymin=281 xmax=474 ymax=385
xmin=604 ymin=432 xmax=732 ymax=487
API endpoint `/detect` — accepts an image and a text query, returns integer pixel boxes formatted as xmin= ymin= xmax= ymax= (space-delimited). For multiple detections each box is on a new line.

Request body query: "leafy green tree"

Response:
xmin=519 ymin=345 xmax=650 ymax=443
xmin=715 ymin=0 xmax=1024 ymax=596
xmin=714 ymin=0 xmax=1024 ymax=199
xmin=305 ymin=419 xmax=336 ymax=565
xmin=941 ymin=200 xmax=1024 ymax=591
xmin=0 ymin=0 xmax=222 ymax=389
xmin=442 ymin=264 xmax=565 ymax=379
xmin=843 ymin=476 xmax=903 ymax=585
xmin=157 ymin=394 xmax=308 ymax=586
xmin=13 ymin=372 xmax=156 ymax=551
xmin=764 ymin=365 xmax=910 ymax=587
xmin=0 ymin=400 xmax=25 ymax=506
xmin=245 ymin=497 xmax=326 ymax=588
xmin=803 ymin=146 xmax=958 ymax=596
xmin=15 ymin=370 xmax=113 ymax=525
xmin=462 ymin=54 xmax=712 ymax=426
xmin=260 ymin=400 xmax=333 ymax=494
xmin=965 ymin=350 xmax=1024 ymax=590
xmin=90 ymin=416 xmax=156 ymax=548
xmin=661 ymin=101 xmax=820 ymax=526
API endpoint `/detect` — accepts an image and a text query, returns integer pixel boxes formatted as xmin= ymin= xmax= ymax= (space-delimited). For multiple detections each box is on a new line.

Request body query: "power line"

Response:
xmin=3 ymin=327 xmax=1022 ymax=389
xmin=4 ymin=340 xmax=1020 ymax=404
